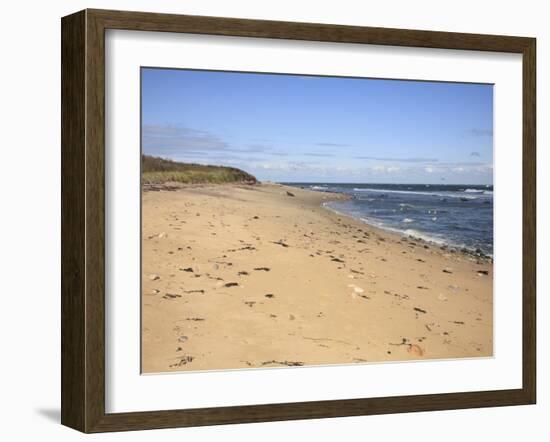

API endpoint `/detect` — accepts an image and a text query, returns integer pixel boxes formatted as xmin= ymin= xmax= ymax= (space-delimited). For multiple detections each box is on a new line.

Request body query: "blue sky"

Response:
xmin=141 ymin=68 xmax=493 ymax=184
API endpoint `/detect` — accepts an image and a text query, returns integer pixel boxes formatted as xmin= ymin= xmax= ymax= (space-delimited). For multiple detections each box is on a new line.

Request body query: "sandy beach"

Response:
xmin=141 ymin=183 xmax=493 ymax=373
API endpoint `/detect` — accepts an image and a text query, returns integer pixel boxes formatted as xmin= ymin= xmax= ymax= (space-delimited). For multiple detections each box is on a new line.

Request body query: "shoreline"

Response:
xmin=142 ymin=182 xmax=493 ymax=373
xmin=320 ymin=199 xmax=493 ymax=262
xmin=287 ymin=183 xmax=494 ymax=262
xmin=146 ymin=180 xmax=492 ymax=262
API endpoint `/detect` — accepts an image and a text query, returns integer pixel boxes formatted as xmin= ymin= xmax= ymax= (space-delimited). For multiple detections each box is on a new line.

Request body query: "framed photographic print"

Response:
xmin=61 ymin=9 xmax=536 ymax=433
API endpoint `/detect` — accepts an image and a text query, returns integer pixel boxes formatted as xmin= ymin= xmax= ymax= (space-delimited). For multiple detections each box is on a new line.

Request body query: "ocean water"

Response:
xmin=286 ymin=183 xmax=493 ymax=256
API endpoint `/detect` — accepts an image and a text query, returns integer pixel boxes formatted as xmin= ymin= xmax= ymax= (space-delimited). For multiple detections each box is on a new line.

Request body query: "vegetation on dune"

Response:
xmin=142 ymin=155 xmax=257 ymax=185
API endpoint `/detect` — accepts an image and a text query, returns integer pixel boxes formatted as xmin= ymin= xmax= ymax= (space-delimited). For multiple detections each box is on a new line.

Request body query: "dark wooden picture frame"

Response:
xmin=61 ymin=9 xmax=536 ymax=433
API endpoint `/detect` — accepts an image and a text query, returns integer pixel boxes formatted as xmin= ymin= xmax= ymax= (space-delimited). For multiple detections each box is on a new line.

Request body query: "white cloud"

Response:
xmin=370 ymin=165 xmax=401 ymax=173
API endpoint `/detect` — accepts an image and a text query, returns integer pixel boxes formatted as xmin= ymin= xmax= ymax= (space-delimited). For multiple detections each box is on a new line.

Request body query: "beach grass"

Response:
xmin=142 ymin=155 xmax=257 ymax=185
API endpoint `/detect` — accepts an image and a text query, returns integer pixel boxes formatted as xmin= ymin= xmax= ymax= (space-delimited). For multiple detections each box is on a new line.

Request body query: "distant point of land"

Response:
xmin=142 ymin=155 xmax=257 ymax=185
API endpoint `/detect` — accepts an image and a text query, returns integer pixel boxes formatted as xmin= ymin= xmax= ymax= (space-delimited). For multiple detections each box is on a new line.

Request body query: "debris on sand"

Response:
xmin=254 ymin=267 xmax=271 ymax=271
xmin=169 ymin=355 xmax=194 ymax=368
xmin=414 ymin=307 xmax=427 ymax=314
xmin=265 ymin=294 xmax=275 ymax=298
xmin=261 ymin=360 xmax=303 ymax=367
xmin=390 ymin=337 xmax=409 ymax=346
xmin=390 ymin=338 xmax=425 ymax=357
xmin=149 ymin=274 xmax=161 ymax=281
xmin=224 ymin=282 xmax=239 ymax=288
xmin=180 ymin=267 xmax=194 ymax=272
xmin=244 ymin=301 xmax=256 ymax=307
xmin=286 ymin=191 xmax=295 ymax=197
xmin=477 ymin=270 xmax=489 ymax=276
xmin=227 ymin=245 xmax=257 ymax=252
xmin=163 ymin=293 xmax=181 ymax=299
xmin=348 ymin=284 xmax=365 ymax=294
xmin=205 ymin=274 xmax=223 ymax=281
xmin=442 ymin=268 xmax=453 ymax=274
xmin=407 ymin=344 xmax=425 ymax=357
xmin=271 ymin=240 xmax=290 ymax=248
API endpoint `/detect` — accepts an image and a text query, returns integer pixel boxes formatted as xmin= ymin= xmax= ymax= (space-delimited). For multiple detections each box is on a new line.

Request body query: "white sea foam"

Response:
xmin=324 ymin=202 xmax=447 ymax=246
xmin=464 ymin=188 xmax=485 ymax=193
xmin=352 ymin=188 xmax=489 ymax=199
xmin=403 ymin=229 xmax=447 ymax=245
xmin=322 ymin=198 xmax=491 ymax=255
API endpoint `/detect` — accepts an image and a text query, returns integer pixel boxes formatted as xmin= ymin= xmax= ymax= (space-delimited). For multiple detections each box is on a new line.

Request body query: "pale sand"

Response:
xmin=142 ymin=183 xmax=493 ymax=373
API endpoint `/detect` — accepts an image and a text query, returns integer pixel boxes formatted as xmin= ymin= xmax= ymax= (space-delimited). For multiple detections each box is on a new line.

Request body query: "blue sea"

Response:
xmin=286 ymin=183 xmax=493 ymax=256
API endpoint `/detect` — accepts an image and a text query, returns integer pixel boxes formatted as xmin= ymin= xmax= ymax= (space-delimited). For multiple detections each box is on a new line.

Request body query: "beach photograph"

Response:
xmin=140 ymin=68 xmax=494 ymax=374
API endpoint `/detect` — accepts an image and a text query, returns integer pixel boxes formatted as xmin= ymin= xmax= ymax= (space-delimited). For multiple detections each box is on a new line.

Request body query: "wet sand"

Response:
xmin=141 ymin=183 xmax=493 ymax=373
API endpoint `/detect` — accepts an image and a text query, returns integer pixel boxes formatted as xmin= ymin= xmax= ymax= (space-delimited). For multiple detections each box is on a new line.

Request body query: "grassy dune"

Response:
xmin=142 ymin=155 xmax=257 ymax=185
